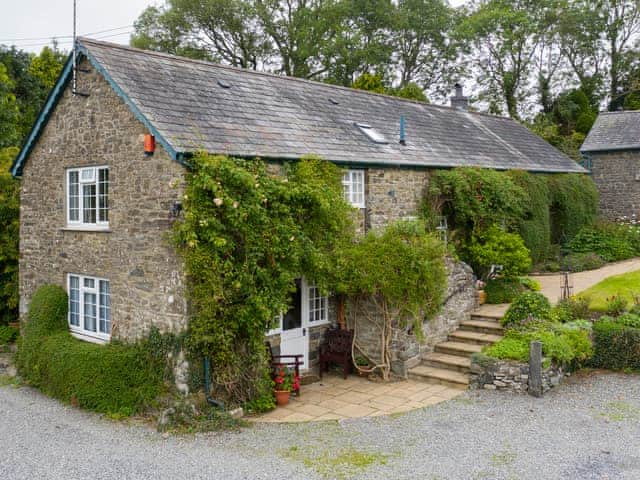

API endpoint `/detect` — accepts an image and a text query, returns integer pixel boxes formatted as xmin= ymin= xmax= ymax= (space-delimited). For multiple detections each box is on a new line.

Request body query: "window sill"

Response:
xmin=61 ymin=226 xmax=111 ymax=233
xmin=70 ymin=330 xmax=110 ymax=344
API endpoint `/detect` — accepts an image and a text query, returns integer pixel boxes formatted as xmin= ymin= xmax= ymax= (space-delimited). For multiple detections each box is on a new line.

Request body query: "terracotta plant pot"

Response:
xmin=478 ymin=290 xmax=487 ymax=305
xmin=274 ymin=389 xmax=291 ymax=406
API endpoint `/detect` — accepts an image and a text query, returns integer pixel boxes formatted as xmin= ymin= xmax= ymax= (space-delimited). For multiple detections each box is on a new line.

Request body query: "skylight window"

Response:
xmin=355 ymin=123 xmax=388 ymax=144
xmin=217 ymin=79 xmax=232 ymax=89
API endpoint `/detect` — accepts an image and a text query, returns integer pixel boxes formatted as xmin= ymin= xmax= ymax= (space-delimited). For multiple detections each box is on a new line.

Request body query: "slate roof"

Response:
xmin=581 ymin=111 xmax=640 ymax=153
xmin=12 ymin=38 xmax=585 ymax=176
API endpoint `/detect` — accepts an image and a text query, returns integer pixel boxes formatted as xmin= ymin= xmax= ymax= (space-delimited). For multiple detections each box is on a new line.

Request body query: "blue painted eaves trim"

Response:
xmin=11 ymin=56 xmax=74 ymax=177
xmin=10 ymin=44 xmax=185 ymax=178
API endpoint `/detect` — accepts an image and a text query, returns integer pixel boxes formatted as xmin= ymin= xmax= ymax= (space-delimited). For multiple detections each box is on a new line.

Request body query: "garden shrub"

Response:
xmin=466 ymin=225 xmax=532 ymax=279
xmin=484 ymin=277 xmax=539 ymax=304
xmin=614 ymin=313 xmax=640 ymax=329
xmin=483 ymin=337 xmax=529 ymax=362
xmin=550 ymin=297 xmax=590 ymax=323
xmin=605 ymin=296 xmax=629 ymax=317
xmin=23 ymin=284 xmax=68 ymax=337
xmin=17 ymin=332 xmax=164 ymax=416
xmin=547 ymin=173 xmax=598 ymax=244
xmin=567 ymin=222 xmax=637 ymax=262
xmin=591 ymin=319 xmax=640 ymax=371
xmin=0 ymin=325 xmax=18 ymax=344
xmin=501 ymin=292 xmax=551 ymax=327
xmin=562 ymin=252 xmax=606 ymax=272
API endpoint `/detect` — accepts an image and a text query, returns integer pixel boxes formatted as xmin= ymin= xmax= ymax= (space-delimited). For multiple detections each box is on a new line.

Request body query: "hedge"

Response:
xmin=16 ymin=284 xmax=166 ymax=416
xmin=591 ymin=320 xmax=640 ymax=371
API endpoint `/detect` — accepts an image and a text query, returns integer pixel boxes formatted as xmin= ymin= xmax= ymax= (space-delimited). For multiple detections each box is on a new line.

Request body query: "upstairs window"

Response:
xmin=68 ymin=274 xmax=111 ymax=341
xmin=342 ymin=169 xmax=365 ymax=208
xmin=67 ymin=166 xmax=109 ymax=228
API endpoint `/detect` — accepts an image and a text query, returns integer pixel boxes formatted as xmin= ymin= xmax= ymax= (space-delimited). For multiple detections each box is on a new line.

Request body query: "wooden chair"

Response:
xmin=319 ymin=328 xmax=354 ymax=379
xmin=265 ymin=341 xmax=303 ymax=396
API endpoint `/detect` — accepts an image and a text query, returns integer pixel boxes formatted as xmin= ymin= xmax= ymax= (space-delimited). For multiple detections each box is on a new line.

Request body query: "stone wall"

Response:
xmin=469 ymin=354 xmax=566 ymax=394
xmin=590 ymin=150 xmax=640 ymax=220
xmin=346 ymin=258 xmax=477 ymax=377
xmin=19 ymin=58 xmax=187 ymax=341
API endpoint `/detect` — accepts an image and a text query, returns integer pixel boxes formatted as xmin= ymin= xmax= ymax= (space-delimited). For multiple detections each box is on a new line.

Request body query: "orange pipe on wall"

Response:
xmin=144 ymin=134 xmax=155 ymax=155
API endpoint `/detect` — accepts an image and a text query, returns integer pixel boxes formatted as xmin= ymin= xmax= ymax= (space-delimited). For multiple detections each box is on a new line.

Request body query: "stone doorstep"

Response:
xmin=434 ymin=341 xmax=483 ymax=358
xmin=459 ymin=319 xmax=504 ymax=335
xmin=448 ymin=330 xmax=503 ymax=346
xmin=422 ymin=352 xmax=471 ymax=373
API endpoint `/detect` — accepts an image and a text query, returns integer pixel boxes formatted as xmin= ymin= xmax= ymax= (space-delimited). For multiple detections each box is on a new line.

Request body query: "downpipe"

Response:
xmin=203 ymin=357 xmax=225 ymax=410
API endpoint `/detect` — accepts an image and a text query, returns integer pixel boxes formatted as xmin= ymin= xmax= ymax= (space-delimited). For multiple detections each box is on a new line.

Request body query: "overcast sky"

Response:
xmin=2 ymin=0 xmax=468 ymax=54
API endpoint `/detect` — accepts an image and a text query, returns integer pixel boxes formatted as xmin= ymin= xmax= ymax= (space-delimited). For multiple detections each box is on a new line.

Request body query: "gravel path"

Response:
xmin=1 ymin=372 xmax=639 ymax=479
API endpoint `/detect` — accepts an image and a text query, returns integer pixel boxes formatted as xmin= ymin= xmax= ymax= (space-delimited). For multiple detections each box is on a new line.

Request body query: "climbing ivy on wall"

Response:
xmin=173 ymin=154 xmax=355 ymax=405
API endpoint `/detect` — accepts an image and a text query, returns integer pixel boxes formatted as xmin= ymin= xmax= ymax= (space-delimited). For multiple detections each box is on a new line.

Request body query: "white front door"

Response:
xmin=279 ymin=279 xmax=309 ymax=369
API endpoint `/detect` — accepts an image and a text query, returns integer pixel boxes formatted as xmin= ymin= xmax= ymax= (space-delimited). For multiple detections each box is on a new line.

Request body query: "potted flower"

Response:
xmin=273 ymin=364 xmax=300 ymax=406
xmin=476 ymin=279 xmax=487 ymax=305
xmin=354 ymin=355 xmax=371 ymax=377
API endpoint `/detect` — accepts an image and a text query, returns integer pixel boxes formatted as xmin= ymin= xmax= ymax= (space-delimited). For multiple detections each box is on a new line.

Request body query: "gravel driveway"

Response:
xmin=1 ymin=372 xmax=639 ymax=480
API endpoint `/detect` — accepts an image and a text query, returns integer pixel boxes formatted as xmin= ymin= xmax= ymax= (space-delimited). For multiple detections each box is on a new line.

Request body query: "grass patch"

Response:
xmin=597 ymin=401 xmax=640 ymax=422
xmin=490 ymin=449 xmax=517 ymax=467
xmin=579 ymin=270 xmax=640 ymax=311
xmin=284 ymin=445 xmax=389 ymax=479
xmin=0 ymin=374 xmax=20 ymax=387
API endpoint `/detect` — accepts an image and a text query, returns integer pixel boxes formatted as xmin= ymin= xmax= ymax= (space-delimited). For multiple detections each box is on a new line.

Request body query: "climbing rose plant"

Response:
xmin=173 ymin=154 xmax=355 ymax=406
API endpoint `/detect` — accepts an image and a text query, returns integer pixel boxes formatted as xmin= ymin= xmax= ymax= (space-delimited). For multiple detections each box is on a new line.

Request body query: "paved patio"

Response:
xmin=254 ymin=373 xmax=464 ymax=423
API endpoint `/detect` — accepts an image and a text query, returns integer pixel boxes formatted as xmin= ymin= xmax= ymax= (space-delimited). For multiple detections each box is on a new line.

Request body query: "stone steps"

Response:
xmin=422 ymin=352 xmax=471 ymax=373
xmin=409 ymin=308 xmax=506 ymax=389
xmin=435 ymin=341 xmax=483 ymax=357
xmin=459 ymin=319 xmax=504 ymax=335
xmin=408 ymin=365 xmax=469 ymax=389
xmin=448 ymin=330 xmax=503 ymax=346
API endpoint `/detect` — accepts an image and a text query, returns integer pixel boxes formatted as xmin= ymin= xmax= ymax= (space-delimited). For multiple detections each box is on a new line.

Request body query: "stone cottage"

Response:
xmin=11 ymin=38 xmax=584 ymax=380
xmin=581 ymin=110 xmax=640 ymax=220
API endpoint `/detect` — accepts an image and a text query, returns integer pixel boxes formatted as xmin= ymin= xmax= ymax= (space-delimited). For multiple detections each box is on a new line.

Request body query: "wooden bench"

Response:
xmin=319 ymin=328 xmax=354 ymax=379
xmin=265 ymin=341 xmax=302 ymax=396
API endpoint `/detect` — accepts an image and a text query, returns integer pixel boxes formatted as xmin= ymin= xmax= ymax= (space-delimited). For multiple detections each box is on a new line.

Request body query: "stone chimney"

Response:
xmin=450 ymin=83 xmax=469 ymax=111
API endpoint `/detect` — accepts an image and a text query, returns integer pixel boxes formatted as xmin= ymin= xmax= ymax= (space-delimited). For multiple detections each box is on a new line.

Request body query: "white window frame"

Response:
xmin=67 ymin=273 xmax=111 ymax=343
xmin=342 ymin=169 xmax=365 ymax=209
xmin=66 ymin=166 xmax=109 ymax=230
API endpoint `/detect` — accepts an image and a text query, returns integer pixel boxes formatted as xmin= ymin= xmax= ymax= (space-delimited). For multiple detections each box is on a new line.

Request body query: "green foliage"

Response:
xmin=550 ymin=297 xmax=590 ymax=323
xmin=174 ymin=154 xmax=355 ymax=405
xmin=484 ymin=337 xmax=529 ymax=362
xmin=616 ymin=313 xmax=640 ymax=329
xmin=23 ymin=284 xmax=68 ymax=337
xmin=352 ymin=73 xmax=386 ymax=93
xmin=579 ymin=270 xmax=640 ymax=312
xmin=157 ymin=399 xmax=246 ymax=433
xmin=0 ymin=147 xmax=19 ymax=325
xmin=562 ymin=252 xmax=606 ymax=272
xmin=425 ymin=167 xmax=527 ymax=236
xmin=591 ymin=320 xmax=640 ymax=371
xmin=507 ymin=170 xmax=551 ymax=264
xmin=0 ymin=325 xmax=18 ymax=344
xmin=337 ymin=220 xmax=446 ymax=340
xmin=547 ymin=174 xmax=598 ymax=244
xmin=568 ymin=222 xmax=639 ymax=262
xmin=484 ymin=277 xmax=539 ymax=304
xmin=17 ymin=332 xmax=164 ymax=416
xmin=466 ymin=225 xmax=532 ymax=279
xmin=605 ymin=296 xmax=629 ymax=317
xmin=501 ymin=292 xmax=551 ymax=327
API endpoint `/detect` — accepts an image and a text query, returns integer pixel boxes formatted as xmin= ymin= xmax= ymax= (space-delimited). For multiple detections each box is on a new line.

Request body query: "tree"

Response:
xmin=0 ymin=64 xmax=19 ymax=148
xmin=28 ymin=45 xmax=66 ymax=91
xmin=393 ymin=0 xmax=462 ymax=101
xmin=0 ymin=147 xmax=19 ymax=324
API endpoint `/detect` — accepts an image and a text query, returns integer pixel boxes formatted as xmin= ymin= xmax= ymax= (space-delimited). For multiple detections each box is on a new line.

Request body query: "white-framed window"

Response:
xmin=67 ymin=166 xmax=109 ymax=229
xmin=68 ymin=274 xmax=111 ymax=341
xmin=342 ymin=169 xmax=365 ymax=208
xmin=308 ymin=285 xmax=328 ymax=325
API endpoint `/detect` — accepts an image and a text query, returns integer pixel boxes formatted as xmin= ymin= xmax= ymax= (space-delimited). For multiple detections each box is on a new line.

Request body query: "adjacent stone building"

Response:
xmin=581 ymin=111 xmax=640 ymax=220
xmin=12 ymin=38 xmax=584 ymax=376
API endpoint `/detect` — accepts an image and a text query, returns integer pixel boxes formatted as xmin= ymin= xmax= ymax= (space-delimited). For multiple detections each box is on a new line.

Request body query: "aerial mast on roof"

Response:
xmin=72 ymin=0 xmax=77 ymax=96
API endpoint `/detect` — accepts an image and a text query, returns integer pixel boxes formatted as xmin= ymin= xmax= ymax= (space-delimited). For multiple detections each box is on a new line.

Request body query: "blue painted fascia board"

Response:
xmin=10 ymin=55 xmax=74 ymax=177
xmin=10 ymin=44 xmax=184 ymax=178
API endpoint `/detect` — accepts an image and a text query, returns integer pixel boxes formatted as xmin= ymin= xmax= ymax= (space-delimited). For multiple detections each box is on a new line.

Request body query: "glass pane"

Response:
xmin=98 ymin=168 xmax=109 ymax=223
xmin=69 ymin=276 xmax=80 ymax=326
xmin=282 ymin=280 xmax=302 ymax=330
xmin=84 ymin=278 xmax=95 ymax=288
xmin=83 ymin=184 xmax=96 ymax=224
xmin=99 ymin=280 xmax=111 ymax=334
xmin=68 ymin=171 xmax=80 ymax=222
xmin=84 ymin=292 xmax=97 ymax=332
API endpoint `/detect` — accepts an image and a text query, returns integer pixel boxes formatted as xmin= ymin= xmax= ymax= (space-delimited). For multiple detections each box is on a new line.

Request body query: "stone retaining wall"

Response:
xmin=469 ymin=354 xmax=566 ymax=394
